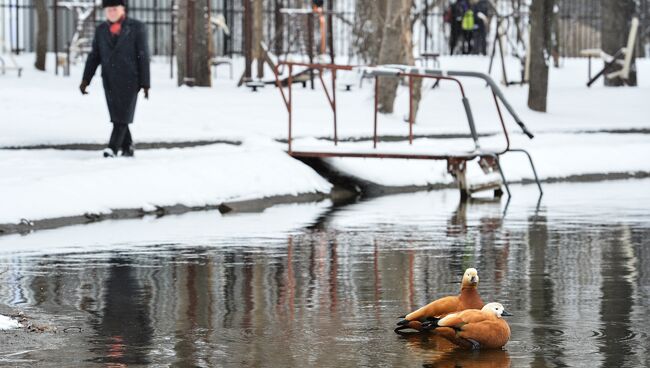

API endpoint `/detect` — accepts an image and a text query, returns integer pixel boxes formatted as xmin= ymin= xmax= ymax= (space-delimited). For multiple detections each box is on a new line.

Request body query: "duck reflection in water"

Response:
xmin=399 ymin=333 xmax=511 ymax=368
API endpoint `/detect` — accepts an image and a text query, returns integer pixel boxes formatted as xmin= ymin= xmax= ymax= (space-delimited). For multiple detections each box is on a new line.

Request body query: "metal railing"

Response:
xmin=2 ymin=0 xmax=646 ymax=59
xmin=271 ymin=61 xmax=543 ymax=197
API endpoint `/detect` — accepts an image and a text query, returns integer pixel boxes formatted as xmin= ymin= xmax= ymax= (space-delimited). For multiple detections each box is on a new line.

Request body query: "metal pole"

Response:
xmin=14 ymin=0 xmax=20 ymax=55
xmin=185 ymin=0 xmax=195 ymax=85
xmin=307 ymin=11 xmax=314 ymax=89
xmin=408 ymin=76 xmax=413 ymax=145
xmin=170 ymin=0 xmax=175 ymax=79
xmin=53 ymin=0 xmax=58 ymax=75
xmin=327 ymin=0 xmax=334 ymax=63
xmin=243 ymin=0 xmax=251 ymax=79
xmin=153 ymin=0 xmax=159 ymax=55
xmin=332 ymin=69 xmax=338 ymax=145
xmin=288 ymin=64 xmax=293 ymax=153
xmin=373 ymin=76 xmax=378 ymax=149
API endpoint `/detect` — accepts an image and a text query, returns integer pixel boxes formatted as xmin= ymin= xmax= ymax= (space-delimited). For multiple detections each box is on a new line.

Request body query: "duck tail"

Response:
xmin=396 ymin=318 xmax=410 ymax=326
xmin=420 ymin=317 xmax=441 ymax=331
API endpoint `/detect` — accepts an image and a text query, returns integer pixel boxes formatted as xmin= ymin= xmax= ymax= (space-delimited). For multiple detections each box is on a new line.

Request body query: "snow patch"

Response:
xmin=0 ymin=315 xmax=21 ymax=330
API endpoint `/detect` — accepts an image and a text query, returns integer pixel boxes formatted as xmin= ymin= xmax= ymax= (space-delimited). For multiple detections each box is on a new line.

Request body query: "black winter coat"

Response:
xmin=82 ymin=18 xmax=150 ymax=125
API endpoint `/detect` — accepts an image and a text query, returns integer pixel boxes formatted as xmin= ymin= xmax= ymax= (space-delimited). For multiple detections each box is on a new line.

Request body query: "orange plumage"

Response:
xmin=432 ymin=302 xmax=512 ymax=350
xmin=395 ymin=268 xmax=483 ymax=333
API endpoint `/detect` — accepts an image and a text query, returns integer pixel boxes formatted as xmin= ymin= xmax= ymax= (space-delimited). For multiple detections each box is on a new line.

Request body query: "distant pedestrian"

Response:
xmin=472 ymin=0 xmax=489 ymax=55
xmin=79 ymin=0 xmax=150 ymax=158
xmin=447 ymin=0 xmax=468 ymax=55
xmin=458 ymin=0 xmax=474 ymax=54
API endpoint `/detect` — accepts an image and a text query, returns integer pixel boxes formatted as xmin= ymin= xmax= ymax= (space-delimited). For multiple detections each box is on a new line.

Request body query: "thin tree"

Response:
xmin=527 ymin=0 xmax=553 ymax=112
xmin=176 ymin=0 xmax=212 ymax=87
xmin=34 ymin=0 xmax=48 ymax=71
xmin=353 ymin=0 xmax=386 ymax=64
xmin=253 ymin=0 xmax=264 ymax=78
xmin=377 ymin=0 xmax=410 ymax=114
xmin=601 ymin=0 xmax=637 ymax=86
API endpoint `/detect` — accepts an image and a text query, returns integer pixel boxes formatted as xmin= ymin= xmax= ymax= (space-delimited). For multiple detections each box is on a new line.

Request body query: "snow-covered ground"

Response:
xmin=0 ymin=314 xmax=21 ymax=330
xmin=0 ymin=53 xmax=649 ymax=227
xmin=2 ymin=54 xmax=649 ymax=147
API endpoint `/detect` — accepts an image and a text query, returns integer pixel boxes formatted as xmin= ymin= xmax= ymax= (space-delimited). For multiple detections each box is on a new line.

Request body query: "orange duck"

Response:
xmin=395 ymin=268 xmax=483 ymax=333
xmin=425 ymin=302 xmax=512 ymax=350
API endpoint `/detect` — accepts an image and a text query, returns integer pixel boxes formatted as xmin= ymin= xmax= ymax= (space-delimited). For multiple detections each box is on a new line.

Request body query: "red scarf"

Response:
xmin=109 ymin=16 xmax=125 ymax=35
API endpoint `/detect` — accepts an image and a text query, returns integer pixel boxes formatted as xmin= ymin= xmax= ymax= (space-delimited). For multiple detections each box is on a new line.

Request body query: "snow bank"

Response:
xmin=0 ymin=314 xmax=21 ymax=330
xmin=0 ymin=201 xmax=331 ymax=255
xmin=299 ymin=132 xmax=650 ymax=187
xmin=0 ymin=140 xmax=331 ymax=224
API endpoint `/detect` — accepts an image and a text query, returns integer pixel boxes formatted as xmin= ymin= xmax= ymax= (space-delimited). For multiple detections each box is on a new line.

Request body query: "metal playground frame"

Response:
xmin=272 ymin=61 xmax=543 ymax=199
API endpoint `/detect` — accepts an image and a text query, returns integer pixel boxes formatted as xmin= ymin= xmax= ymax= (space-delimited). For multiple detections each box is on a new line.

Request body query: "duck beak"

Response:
xmin=470 ymin=276 xmax=478 ymax=284
xmin=501 ymin=310 xmax=513 ymax=317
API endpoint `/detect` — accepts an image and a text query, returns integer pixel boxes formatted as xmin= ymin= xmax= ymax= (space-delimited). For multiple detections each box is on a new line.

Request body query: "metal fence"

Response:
xmin=1 ymin=0 xmax=649 ymax=59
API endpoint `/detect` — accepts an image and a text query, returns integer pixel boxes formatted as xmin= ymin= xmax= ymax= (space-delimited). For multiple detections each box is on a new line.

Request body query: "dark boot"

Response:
xmin=122 ymin=145 xmax=135 ymax=157
xmin=108 ymin=123 xmax=129 ymax=155
xmin=120 ymin=126 xmax=135 ymax=157
xmin=103 ymin=148 xmax=116 ymax=158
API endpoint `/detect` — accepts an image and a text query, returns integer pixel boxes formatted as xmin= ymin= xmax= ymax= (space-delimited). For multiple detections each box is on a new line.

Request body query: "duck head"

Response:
xmin=482 ymin=302 xmax=513 ymax=318
xmin=461 ymin=268 xmax=479 ymax=288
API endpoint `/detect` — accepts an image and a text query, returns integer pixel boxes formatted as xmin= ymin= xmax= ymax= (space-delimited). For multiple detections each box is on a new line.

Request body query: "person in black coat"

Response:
xmin=449 ymin=0 xmax=468 ymax=55
xmin=80 ymin=0 xmax=150 ymax=158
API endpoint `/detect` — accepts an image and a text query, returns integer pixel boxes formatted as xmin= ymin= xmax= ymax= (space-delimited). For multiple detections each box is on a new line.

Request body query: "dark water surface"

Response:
xmin=1 ymin=179 xmax=649 ymax=367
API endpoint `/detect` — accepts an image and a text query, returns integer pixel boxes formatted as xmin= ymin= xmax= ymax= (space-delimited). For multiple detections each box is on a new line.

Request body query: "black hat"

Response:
xmin=102 ymin=0 xmax=125 ymax=7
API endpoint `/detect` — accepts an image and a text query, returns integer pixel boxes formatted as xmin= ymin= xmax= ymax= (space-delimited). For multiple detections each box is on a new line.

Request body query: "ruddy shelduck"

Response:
xmin=425 ymin=302 xmax=513 ymax=350
xmin=395 ymin=268 xmax=484 ymax=333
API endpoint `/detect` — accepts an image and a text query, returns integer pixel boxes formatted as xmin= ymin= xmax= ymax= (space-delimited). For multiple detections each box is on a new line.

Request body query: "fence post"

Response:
xmin=53 ymin=0 xmax=58 ymax=75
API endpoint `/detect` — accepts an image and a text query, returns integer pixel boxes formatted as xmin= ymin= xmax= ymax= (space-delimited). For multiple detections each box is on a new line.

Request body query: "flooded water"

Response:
xmin=1 ymin=179 xmax=649 ymax=367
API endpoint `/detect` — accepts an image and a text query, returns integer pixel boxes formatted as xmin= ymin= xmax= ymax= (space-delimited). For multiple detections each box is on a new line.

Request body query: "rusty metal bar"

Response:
xmin=317 ymin=68 xmax=338 ymax=145
xmin=408 ymin=76 xmax=414 ymax=145
xmin=307 ymin=12 xmax=315 ymax=89
xmin=53 ymin=0 xmax=58 ymax=75
xmin=288 ymin=64 xmax=293 ymax=153
xmin=374 ymin=76 xmax=379 ymax=149
xmin=332 ymin=69 xmax=338 ymax=145
xmin=290 ymin=151 xmax=480 ymax=160
xmin=276 ymin=61 xmax=354 ymax=71
xmin=273 ymin=64 xmax=290 ymax=110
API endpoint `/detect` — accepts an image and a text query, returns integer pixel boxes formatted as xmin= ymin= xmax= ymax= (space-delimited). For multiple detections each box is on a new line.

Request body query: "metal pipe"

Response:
xmin=153 ymin=0 xmax=159 ymax=55
xmin=53 ymin=0 xmax=58 ymax=75
xmin=492 ymin=90 xmax=510 ymax=154
xmin=170 ymin=0 xmax=175 ymax=79
xmin=491 ymin=154 xmax=511 ymax=198
xmin=15 ymin=0 xmax=20 ymax=55
xmin=508 ymin=149 xmax=543 ymax=195
xmin=307 ymin=12 xmax=314 ymax=89
xmin=317 ymin=68 xmax=337 ymax=144
xmin=447 ymin=70 xmax=533 ymax=138
xmin=288 ymin=64 xmax=293 ymax=153
xmin=373 ymin=76 xmax=378 ymax=149
xmin=462 ymin=97 xmax=480 ymax=150
xmin=408 ymin=76 xmax=413 ymax=145
xmin=332 ymin=69 xmax=338 ymax=145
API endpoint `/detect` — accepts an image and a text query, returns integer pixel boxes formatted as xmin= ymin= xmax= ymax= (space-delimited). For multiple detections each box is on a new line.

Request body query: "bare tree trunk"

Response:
xmin=176 ymin=0 xmax=212 ymax=86
xmin=243 ymin=0 xmax=253 ymax=80
xmin=403 ymin=12 xmax=423 ymax=122
xmin=601 ymin=0 xmax=637 ymax=86
xmin=377 ymin=0 xmax=410 ymax=114
xmin=527 ymin=0 xmax=553 ymax=112
xmin=274 ymin=0 xmax=284 ymax=56
xmin=253 ymin=0 xmax=264 ymax=78
xmin=353 ymin=0 xmax=386 ymax=64
xmin=34 ymin=0 xmax=48 ymax=71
